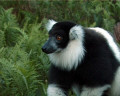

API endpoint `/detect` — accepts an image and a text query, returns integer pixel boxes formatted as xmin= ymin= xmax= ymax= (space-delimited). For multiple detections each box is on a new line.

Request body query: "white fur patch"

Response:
xmin=70 ymin=25 xmax=84 ymax=40
xmin=89 ymin=27 xmax=120 ymax=62
xmin=48 ymin=26 xmax=85 ymax=71
xmin=47 ymin=84 xmax=66 ymax=96
xmin=81 ymin=85 xmax=110 ymax=96
xmin=46 ymin=19 xmax=57 ymax=31
xmin=110 ymin=67 xmax=120 ymax=96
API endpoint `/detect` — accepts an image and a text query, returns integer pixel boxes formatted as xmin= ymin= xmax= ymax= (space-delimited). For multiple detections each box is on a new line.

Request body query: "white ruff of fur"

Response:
xmin=89 ymin=27 xmax=120 ymax=62
xmin=46 ymin=19 xmax=57 ymax=31
xmin=48 ymin=26 xmax=85 ymax=71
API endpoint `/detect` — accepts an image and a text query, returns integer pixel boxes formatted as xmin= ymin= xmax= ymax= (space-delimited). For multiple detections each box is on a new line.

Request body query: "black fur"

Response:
xmin=49 ymin=21 xmax=76 ymax=48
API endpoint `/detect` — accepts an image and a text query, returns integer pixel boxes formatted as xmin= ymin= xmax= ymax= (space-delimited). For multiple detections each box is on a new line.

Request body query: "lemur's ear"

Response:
xmin=69 ymin=25 xmax=84 ymax=40
xmin=46 ymin=20 xmax=57 ymax=31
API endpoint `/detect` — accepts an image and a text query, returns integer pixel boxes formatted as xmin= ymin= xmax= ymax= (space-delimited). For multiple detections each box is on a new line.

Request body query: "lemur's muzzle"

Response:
xmin=42 ymin=38 xmax=58 ymax=54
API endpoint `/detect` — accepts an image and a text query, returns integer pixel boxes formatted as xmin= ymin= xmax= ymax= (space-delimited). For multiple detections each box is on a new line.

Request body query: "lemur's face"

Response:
xmin=42 ymin=21 xmax=76 ymax=54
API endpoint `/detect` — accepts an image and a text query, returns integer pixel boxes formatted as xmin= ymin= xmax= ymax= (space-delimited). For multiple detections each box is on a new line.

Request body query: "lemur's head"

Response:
xmin=42 ymin=20 xmax=84 ymax=54
xmin=42 ymin=20 xmax=85 ymax=70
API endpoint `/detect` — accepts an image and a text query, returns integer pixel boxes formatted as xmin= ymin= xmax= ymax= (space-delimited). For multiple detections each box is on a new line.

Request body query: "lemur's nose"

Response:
xmin=42 ymin=46 xmax=47 ymax=53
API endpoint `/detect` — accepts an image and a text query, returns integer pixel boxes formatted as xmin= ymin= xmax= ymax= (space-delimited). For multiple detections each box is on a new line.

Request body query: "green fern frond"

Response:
xmin=0 ymin=6 xmax=22 ymax=47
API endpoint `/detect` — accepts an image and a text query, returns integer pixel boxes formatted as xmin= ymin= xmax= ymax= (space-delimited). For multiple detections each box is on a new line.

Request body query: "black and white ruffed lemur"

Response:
xmin=42 ymin=20 xmax=120 ymax=96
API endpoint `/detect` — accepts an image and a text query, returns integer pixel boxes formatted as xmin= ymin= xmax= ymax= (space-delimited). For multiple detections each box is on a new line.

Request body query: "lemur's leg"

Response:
xmin=80 ymin=85 xmax=110 ymax=96
xmin=47 ymin=84 xmax=68 ymax=96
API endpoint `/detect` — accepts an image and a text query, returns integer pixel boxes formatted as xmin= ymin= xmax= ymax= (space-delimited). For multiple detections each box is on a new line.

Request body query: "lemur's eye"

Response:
xmin=56 ymin=35 xmax=62 ymax=41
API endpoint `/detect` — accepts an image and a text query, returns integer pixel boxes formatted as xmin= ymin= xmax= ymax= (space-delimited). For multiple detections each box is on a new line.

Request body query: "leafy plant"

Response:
xmin=0 ymin=6 xmax=22 ymax=47
xmin=0 ymin=6 xmax=48 ymax=96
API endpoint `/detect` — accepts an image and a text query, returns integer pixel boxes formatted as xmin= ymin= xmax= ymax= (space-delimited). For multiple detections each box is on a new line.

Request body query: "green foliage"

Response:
xmin=0 ymin=48 xmax=39 ymax=96
xmin=0 ymin=1 xmax=119 ymax=96
xmin=0 ymin=6 xmax=48 ymax=96
xmin=0 ymin=6 xmax=22 ymax=47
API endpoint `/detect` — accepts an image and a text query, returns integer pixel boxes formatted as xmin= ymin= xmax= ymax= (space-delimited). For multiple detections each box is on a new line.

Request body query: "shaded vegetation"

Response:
xmin=0 ymin=0 xmax=120 ymax=96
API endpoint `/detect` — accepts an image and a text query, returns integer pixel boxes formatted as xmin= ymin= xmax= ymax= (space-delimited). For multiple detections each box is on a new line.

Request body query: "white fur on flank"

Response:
xmin=110 ymin=67 xmax=120 ymax=96
xmin=47 ymin=84 xmax=66 ymax=96
xmin=46 ymin=19 xmax=57 ymax=31
xmin=81 ymin=85 xmax=110 ymax=96
xmin=89 ymin=27 xmax=120 ymax=62
xmin=48 ymin=26 xmax=85 ymax=71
